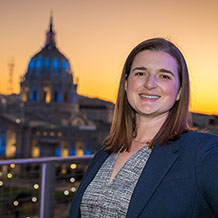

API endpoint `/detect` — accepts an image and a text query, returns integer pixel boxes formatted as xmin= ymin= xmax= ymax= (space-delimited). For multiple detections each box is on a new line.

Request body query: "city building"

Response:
xmin=0 ymin=16 xmax=113 ymax=159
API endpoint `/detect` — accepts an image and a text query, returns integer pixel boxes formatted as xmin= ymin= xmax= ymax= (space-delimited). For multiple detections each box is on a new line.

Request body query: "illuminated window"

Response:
xmin=0 ymin=130 xmax=6 ymax=156
xmin=43 ymin=87 xmax=51 ymax=103
xmin=53 ymin=58 xmax=59 ymax=70
xmin=85 ymin=142 xmax=92 ymax=155
xmin=21 ymin=87 xmax=29 ymax=102
xmin=32 ymin=145 xmax=39 ymax=158
xmin=36 ymin=59 xmax=41 ymax=69
xmin=29 ymin=89 xmax=39 ymax=102
xmin=54 ymin=91 xmax=62 ymax=102
xmin=28 ymin=59 xmax=34 ymax=70
xmin=76 ymin=141 xmax=84 ymax=156
xmin=62 ymin=147 xmax=68 ymax=157
xmin=56 ymin=147 xmax=61 ymax=157
xmin=85 ymin=149 xmax=91 ymax=155
xmin=62 ymin=59 xmax=66 ymax=70
xmin=69 ymin=149 xmax=75 ymax=155
xmin=5 ymin=130 xmax=16 ymax=158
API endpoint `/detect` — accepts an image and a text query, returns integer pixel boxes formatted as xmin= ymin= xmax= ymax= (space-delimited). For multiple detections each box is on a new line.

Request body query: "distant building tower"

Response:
xmin=20 ymin=16 xmax=78 ymax=116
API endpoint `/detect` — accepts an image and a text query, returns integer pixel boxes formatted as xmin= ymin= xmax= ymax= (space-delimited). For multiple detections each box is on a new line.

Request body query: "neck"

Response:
xmin=134 ymin=113 xmax=168 ymax=142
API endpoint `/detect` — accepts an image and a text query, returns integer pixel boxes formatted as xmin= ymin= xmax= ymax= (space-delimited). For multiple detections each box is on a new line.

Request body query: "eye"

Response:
xmin=160 ymin=74 xmax=171 ymax=80
xmin=135 ymin=72 xmax=145 ymax=76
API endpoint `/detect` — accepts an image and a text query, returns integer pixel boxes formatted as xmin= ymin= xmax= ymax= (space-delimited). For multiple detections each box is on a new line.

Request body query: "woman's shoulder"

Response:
xmin=181 ymin=130 xmax=218 ymax=144
xmin=179 ymin=130 xmax=218 ymax=155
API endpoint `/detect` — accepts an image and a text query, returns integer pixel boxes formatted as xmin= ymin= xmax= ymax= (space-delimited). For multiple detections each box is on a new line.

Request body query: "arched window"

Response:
xmin=36 ymin=59 xmax=41 ymax=69
xmin=29 ymin=89 xmax=39 ymax=102
xmin=53 ymin=58 xmax=59 ymax=70
xmin=43 ymin=87 xmax=51 ymax=103
xmin=62 ymin=59 xmax=66 ymax=70
xmin=54 ymin=91 xmax=62 ymax=102
xmin=28 ymin=59 xmax=34 ymax=70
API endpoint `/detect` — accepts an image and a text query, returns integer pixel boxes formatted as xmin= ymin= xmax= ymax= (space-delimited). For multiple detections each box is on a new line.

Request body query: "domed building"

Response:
xmin=0 ymin=16 xmax=114 ymax=159
xmin=20 ymin=16 xmax=78 ymax=119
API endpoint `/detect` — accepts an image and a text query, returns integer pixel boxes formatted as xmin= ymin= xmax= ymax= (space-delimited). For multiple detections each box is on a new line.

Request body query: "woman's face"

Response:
xmin=125 ymin=50 xmax=180 ymax=120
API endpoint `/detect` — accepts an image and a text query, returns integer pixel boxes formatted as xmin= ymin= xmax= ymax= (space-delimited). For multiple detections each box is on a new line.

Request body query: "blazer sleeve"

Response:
xmin=195 ymin=136 xmax=218 ymax=216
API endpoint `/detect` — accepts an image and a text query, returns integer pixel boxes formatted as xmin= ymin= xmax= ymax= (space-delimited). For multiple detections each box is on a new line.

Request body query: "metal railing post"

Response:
xmin=40 ymin=163 xmax=47 ymax=218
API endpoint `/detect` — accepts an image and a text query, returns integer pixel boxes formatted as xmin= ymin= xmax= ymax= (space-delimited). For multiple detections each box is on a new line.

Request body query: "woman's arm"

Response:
xmin=196 ymin=136 xmax=218 ymax=215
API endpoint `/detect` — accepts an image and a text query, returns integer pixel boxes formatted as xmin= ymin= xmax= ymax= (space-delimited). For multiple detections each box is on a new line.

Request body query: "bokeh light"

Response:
xmin=70 ymin=177 xmax=75 ymax=183
xmin=71 ymin=187 xmax=76 ymax=192
xmin=16 ymin=119 xmax=21 ymax=124
xmin=33 ymin=184 xmax=39 ymax=189
xmin=32 ymin=197 xmax=37 ymax=203
xmin=7 ymin=173 xmax=13 ymax=179
xmin=61 ymin=169 xmax=67 ymax=174
xmin=10 ymin=163 xmax=16 ymax=168
xmin=70 ymin=163 xmax=77 ymax=170
xmin=13 ymin=201 xmax=19 ymax=206
xmin=64 ymin=190 xmax=69 ymax=195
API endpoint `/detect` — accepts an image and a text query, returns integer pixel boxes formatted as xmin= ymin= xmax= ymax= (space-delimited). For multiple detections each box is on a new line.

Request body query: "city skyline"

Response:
xmin=1 ymin=0 xmax=218 ymax=114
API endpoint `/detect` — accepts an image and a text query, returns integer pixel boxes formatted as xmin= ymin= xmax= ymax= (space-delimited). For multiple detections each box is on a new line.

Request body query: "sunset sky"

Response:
xmin=1 ymin=0 xmax=218 ymax=115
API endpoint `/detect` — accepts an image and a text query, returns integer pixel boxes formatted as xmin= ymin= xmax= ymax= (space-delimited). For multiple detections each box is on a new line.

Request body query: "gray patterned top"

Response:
xmin=80 ymin=146 xmax=152 ymax=218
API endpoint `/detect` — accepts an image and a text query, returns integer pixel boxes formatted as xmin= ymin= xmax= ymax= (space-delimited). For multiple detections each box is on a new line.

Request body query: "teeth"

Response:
xmin=140 ymin=94 xmax=160 ymax=99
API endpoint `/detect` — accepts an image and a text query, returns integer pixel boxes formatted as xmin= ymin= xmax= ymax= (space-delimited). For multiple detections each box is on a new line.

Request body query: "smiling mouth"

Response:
xmin=140 ymin=94 xmax=160 ymax=99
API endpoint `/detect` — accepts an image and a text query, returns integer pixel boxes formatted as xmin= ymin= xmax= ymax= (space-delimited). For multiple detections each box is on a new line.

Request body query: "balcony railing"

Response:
xmin=0 ymin=155 xmax=93 ymax=218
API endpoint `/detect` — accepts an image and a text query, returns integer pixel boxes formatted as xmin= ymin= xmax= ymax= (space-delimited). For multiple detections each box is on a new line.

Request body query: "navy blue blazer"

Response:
xmin=70 ymin=131 xmax=218 ymax=218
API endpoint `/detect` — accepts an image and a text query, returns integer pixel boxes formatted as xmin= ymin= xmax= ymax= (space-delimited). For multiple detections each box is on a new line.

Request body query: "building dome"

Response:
xmin=25 ymin=16 xmax=72 ymax=80
xmin=20 ymin=16 xmax=77 ymax=105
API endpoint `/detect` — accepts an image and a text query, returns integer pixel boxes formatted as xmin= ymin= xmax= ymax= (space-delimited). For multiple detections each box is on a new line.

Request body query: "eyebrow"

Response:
xmin=132 ymin=67 xmax=175 ymax=77
xmin=132 ymin=67 xmax=147 ymax=72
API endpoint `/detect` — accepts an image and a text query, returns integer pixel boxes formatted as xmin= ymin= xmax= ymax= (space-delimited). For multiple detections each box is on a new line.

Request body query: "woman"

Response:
xmin=70 ymin=38 xmax=218 ymax=218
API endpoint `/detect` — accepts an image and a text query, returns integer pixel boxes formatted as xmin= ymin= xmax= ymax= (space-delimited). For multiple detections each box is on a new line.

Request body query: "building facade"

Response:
xmin=0 ymin=16 xmax=113 ymax=159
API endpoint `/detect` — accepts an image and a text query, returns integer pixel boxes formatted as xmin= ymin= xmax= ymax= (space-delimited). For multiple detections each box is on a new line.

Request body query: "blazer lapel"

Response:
xmin=79 ymin=150 xmax=109 ymax=191
xmin=70 ymin=149 xmax=109 ymax=217
xmin=126 ymin=141 xmax=180 ymax=218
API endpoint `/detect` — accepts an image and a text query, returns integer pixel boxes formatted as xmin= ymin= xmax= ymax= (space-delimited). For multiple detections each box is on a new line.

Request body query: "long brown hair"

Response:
xmin=103 ymin=38 xmax=193 ymax=153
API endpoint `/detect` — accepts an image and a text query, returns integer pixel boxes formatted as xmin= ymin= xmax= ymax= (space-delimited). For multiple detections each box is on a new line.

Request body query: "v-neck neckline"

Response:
xmin=108 ymin=146 xmax=151 ymax=185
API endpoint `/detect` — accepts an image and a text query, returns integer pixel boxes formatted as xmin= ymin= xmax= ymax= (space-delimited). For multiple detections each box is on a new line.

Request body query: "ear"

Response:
xmin=176 ymin=88 xmax=181 ymax=101
xmin=125 ymin=78 xmax=127 ymax=91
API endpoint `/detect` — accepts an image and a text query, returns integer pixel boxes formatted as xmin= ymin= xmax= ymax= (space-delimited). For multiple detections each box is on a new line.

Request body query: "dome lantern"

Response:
xmin=45 ymin=15 xmax=56 ymax=49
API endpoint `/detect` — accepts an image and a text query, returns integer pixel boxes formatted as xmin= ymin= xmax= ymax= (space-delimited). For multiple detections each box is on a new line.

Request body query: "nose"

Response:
xmin=143 ymin=75 xmax=157 ymax=89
